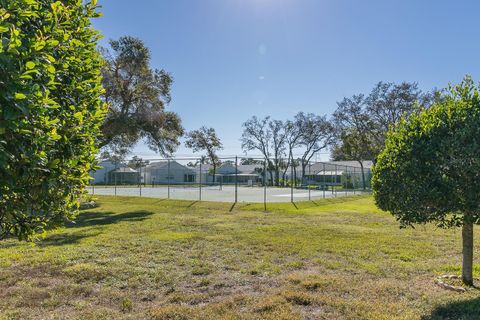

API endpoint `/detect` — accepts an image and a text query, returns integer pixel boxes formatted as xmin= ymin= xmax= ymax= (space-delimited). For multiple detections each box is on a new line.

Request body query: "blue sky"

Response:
xmin=92 ymin=0 xmax=480 ymax=160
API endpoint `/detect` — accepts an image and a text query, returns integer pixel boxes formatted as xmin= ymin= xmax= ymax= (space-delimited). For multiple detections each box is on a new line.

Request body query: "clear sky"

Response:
xmin=92 ymin=0 xmax=480 ymax=160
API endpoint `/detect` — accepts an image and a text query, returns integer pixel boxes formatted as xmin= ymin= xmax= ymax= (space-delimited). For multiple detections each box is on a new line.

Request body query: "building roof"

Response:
xmin=147 ymin=161 xmax=194 ymax=172
xmin=308 ymin=161 xmax=373 ymax=173
xmin=110 ymin=167 xmax=138 ymax=173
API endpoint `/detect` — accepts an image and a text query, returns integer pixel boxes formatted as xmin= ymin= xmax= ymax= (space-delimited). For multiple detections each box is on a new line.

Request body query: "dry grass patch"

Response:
xmin=1 ymin=195 xmax=480 ymax=319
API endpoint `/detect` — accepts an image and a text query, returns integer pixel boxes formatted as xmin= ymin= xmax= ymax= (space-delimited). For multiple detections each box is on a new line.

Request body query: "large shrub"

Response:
xmin=0 ymin=0 xmax=106 ymax=240
xmin=373 ymin=77 xmax=480 ymax=285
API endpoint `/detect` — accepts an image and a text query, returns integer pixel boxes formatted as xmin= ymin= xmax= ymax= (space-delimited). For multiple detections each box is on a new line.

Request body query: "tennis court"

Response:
xmin=86 ymin=185 xmax=367 ymax=203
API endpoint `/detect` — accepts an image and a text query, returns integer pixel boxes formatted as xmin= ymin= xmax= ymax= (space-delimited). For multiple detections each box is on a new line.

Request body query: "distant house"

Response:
xmin=192 ymin=163 xmax=214 ymax=184
xmin=190 ymin=162 xmax=264 ymax=185
xmin=90 ymin=160 xmax=140 ymax=185
xmin=91 ymin=160 xmax=117 ymax=184
xmin=108 ymin=167 xmax=140 ymax=185
xmin=303 ymin=161 xmax=373 ymax=188
xmin=216 ymin=162 xmax=263 ymax=185
xmin=145 ymin=161 xmax=195 ymax=185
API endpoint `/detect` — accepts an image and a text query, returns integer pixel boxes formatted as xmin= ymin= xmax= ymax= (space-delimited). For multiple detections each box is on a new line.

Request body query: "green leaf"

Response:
xmin=26 ymin=61 xmax=35 ymax=69
xmin=47 ymin=64 xmax=56 ymax=74
xmin=45 ymin=54 xmax=56 ymax=63
xmin=15 ymin=93 xmax=26 ymax=100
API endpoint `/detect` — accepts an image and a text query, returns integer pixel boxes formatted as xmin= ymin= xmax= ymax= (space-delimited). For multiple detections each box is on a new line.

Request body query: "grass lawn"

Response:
xmin=1 ymin=195 xmax=479 ymax=319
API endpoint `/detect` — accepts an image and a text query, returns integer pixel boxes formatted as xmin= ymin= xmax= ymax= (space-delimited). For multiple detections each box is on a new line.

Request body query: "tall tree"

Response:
xmin=185 ymin=127 xmax=223 ymax=184
xmin=128 ymin=156 xmax=148 ymax=185
xmin=0 ymin=0 xmax=106 ymax=240
xmin=297 ymin=113 xmax=334 ymax=183
xmin=373 ymin=77 xmax=480 ymax=286
xmin=241 ymin=116 xmax=274 ymax=184
xmin=283 ymin=115 xmax=303 ymax=186
xmin=100 ymin=36 xmax=183 ymax=157
xmin=332 ymin=95 xmax=376 ymax=189
xmin=268 ymin=119 xmax=287 ymax=186
xmin=330 ymin=129 xmax=375 ymax=189
xmin=366 ymin=81 xmax=433 ymax=147
xmin=332 ymin=82 xmax=435 ymax=170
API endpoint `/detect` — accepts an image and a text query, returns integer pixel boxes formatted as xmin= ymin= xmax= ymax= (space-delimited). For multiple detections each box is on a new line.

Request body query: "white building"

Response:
xmin=145 ymin=161 xmax=195 ymax=185
xmin=90 ymin=160 xmax=119 ymax=185
xmin=90 ymin=160 xmax=140 ymax=185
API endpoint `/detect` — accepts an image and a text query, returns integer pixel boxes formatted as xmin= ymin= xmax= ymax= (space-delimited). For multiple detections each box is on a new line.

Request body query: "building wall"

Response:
xmin=90 ymin=161 xmax=118 ymax=185
xmin=107 ymin=172 xmax=139 ymax=185
xmin=145 ymin=161 xmax=195 ymax=185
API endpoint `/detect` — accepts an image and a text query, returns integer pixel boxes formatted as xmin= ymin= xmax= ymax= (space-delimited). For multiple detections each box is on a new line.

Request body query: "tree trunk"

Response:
xmin=462 ymin=221 xmax=474 ymax=286
xmin=293 ymin=165 xmax=297 ymax=187
xmin=212 ymin=164 xmax=216 ymax=185
xmin=275 ymin=165 xmax=280 ymax=186
xmin=301 ymin=160 xmax=307 ymax=186
xmin=282 ymin=154 xmax=291 ymax=186
xmin=358 ymin=160 xmax=366 ymax=190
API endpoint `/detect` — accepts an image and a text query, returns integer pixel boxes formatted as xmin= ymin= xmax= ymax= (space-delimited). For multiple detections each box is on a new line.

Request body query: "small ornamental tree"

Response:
xmin=185 ymin=127 xmax=223 ymax=184
xmin=0 ymin=0 xmax=106 ymax=240
xmin=373 ymin=77 xmax=480 ymax=286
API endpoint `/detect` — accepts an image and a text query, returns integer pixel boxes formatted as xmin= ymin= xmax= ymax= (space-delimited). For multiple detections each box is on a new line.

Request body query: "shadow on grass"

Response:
xmin=66 ymin=210 xmax=155 ymax=228
xmin=186 ymin=201 xmax=199 ymax=208
xmin=38 ymin=231 xmax=100 ymax=247
xmin=37 ymin=210 xmax=155 ymax=246
xmin=422 ymin=297 xmax=480 ymax=320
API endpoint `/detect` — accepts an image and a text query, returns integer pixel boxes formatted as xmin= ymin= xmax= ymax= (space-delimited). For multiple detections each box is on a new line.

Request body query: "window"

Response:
xmin=184 ymin=174 xmax=195 ymax=182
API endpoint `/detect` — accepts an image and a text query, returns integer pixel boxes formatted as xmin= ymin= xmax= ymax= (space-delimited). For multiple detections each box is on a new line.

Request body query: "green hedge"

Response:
xmin=0 ymin=0 xmax=106 ymax=240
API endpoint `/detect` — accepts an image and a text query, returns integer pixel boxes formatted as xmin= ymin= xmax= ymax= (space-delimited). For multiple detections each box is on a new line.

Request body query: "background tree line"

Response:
xmin=97 ymin=35 xmax=439 ymax=191
xmin=240 ymin=82 xmax=438 ymax=187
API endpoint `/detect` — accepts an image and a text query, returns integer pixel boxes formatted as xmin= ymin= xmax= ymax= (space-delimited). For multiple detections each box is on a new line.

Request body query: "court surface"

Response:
xmin=87 ymin=185 xmax=366 ymax=203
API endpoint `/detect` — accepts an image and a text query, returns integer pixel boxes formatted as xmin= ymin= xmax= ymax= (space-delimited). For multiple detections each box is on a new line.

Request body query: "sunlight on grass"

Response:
xmin=0 ymin=195 xmax=479 ymax=319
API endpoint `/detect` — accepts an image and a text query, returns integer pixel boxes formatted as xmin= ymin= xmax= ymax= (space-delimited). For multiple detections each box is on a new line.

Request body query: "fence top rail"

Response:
xmin=96 ymin=157 xmax=373 ymax=171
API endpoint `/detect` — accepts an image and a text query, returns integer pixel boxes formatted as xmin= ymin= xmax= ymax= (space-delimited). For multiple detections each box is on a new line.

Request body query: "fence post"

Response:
xmin=235 ymin=156 xmax=238 ymax=203
xmin=199 ymin=162 xmax=202 ymax=201
xmin=114 ymin=173 xmax=117 ymax=196
xmin=331 ymin=165 xmax=334 ymax=195
xmin=138 ymin=167 xmax=141 ymax=197
xmin=167 ymin=159 xmax=171 ymax=199
xmin=335 ymin=164 xmax=338 ymax=197
xmin=308 ymin=162 xmax=311 ymax=201
xmin=353 ymin=166 xmax=356 ymax=195
xmin=290 ymin=159 xmax=294 ymax=203
xmin=345 ymin=165 xmax=348 ymax=197
xmin=323 ymin=163 xmax=326 ymax=199
xmin=264 ymin=158 xmax=267 ymax=211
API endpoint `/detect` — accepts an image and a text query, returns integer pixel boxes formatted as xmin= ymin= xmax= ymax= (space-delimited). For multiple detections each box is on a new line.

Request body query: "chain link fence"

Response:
xmin=86 ymin=156 xmax=372 ymax=205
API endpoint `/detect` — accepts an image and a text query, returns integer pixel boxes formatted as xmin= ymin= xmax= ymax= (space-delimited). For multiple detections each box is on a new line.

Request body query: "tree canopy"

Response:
xmin=185 ymin=126 xmax=223 ymax=183
xmin=296 ymin=112 xmax=333 ymax=182
xmin=332 ymin=82 xmax=434 ymax=164
xmin=0 ymin=0 xmax=106 ymax=240
xmin=100 ymin=36 xmax=183 ymax=158
xmin=372 ymin=77 xmax=480 ymax=285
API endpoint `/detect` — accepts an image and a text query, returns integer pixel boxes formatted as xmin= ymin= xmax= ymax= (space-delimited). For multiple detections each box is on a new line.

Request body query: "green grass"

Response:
xmin=1 ymin=195 xmax=479 ymax=319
